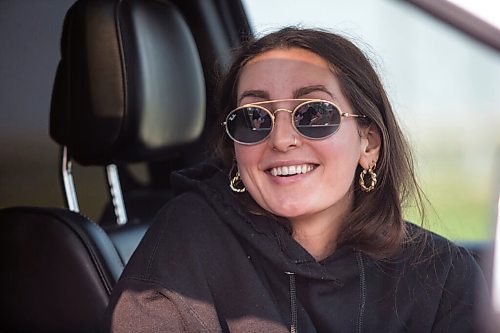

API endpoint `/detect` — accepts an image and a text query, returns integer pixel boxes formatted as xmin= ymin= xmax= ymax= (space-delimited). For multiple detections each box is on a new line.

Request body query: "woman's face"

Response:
xmin=234 ymin=47 xmax=378 ymax=225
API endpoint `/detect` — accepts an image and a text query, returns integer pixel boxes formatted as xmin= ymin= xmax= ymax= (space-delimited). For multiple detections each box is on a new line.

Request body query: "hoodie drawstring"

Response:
xmin=285 ymin=271 xmax=297 ymax=333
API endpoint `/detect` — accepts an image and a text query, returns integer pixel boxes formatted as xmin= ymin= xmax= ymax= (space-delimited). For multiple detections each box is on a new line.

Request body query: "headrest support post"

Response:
xmin=106 ymin=164 xmax=128 ymax=225
xmin=61 ymin=146 xmax=80 ymax=212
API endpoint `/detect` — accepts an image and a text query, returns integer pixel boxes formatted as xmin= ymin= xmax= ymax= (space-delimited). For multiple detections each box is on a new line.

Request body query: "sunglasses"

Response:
xmin=223 ymin=98 xmax=366 ymax=145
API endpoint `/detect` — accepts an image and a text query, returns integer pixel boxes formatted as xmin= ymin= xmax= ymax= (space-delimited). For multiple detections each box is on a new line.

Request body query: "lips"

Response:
xmin=269 ymin=164 xmax=316 ymax=177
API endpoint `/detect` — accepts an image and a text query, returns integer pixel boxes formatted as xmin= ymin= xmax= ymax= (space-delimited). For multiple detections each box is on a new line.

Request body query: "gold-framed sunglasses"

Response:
xmin=223 ymin=98 xmax=366 ymax=145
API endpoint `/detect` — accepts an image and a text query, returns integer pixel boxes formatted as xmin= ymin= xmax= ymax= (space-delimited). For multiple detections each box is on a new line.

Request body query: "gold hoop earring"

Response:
xmin=229 ymin=163 xmax=246 ymax=193
xmin=359 ymin=162 xmax=377 ymax=192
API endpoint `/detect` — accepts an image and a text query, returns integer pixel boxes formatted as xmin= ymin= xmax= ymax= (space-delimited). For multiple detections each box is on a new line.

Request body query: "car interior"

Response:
xmin=0 ymin=0 xmax=498 ymax=332
xmin=0 ymin=0 xmax=248 ymax=331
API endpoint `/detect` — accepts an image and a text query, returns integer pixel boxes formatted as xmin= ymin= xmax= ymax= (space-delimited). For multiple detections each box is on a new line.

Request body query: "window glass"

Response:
xmin=242 ymin=0 xmax=500 ymax=241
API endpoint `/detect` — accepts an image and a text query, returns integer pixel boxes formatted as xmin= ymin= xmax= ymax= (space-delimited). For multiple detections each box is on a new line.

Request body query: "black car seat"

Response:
xmin=0 ymin=207 xmax=123 ymax=333
xmin=0 ymin=0 xmax=205 ymax=331
xmin=50 ymin=0 xmax=205 ymax=262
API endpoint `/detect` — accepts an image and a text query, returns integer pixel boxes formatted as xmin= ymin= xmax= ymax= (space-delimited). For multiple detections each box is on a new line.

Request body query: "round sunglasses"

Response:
xmin=223 ymin=98 xmax=366 ymax=145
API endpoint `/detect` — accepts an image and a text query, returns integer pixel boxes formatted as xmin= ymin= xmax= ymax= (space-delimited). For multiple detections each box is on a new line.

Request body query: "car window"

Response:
xmin=242 ymin=0 xmax=500 ymax=242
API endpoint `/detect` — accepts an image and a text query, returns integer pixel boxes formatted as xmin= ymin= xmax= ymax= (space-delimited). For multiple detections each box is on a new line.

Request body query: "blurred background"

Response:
xmin=0 ymin=0 xmax=109 ymax=220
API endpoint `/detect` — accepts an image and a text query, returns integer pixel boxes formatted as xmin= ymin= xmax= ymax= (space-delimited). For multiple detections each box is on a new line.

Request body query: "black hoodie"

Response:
xmin=105 ymin=161 xmax=486 ymax=332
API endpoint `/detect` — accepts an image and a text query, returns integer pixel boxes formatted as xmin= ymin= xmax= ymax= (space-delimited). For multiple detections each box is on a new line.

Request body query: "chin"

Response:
xmin=268 ymin=203 xmax=310 ymax=220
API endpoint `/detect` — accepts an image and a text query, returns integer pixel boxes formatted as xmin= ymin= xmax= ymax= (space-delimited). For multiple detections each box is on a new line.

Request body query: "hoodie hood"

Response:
xmin=171 ymin=160 xmax=360 ymax=286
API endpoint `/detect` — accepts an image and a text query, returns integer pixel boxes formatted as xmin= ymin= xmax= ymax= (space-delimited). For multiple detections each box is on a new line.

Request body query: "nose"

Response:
xmin=267 ymin=111 xmax=299 ymax=152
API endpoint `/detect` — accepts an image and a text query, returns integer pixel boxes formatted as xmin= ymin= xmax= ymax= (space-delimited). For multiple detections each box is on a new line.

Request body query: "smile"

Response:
xmin=269 ymin=164 xmax=316 ymax=177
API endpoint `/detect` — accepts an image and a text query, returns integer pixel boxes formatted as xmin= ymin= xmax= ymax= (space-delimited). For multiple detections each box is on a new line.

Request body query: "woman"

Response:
xmin=105 ymin=28 xmax=485 ymax=332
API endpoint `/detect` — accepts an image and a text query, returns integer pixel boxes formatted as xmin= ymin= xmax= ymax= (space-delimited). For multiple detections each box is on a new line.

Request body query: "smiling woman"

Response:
xmin=106 ymin=28 xmax=486 ymax=332
xmin=215 ymin=29 xmax=415 ymax=260
xmin=230 ymin=48 xmax=378 ymax=260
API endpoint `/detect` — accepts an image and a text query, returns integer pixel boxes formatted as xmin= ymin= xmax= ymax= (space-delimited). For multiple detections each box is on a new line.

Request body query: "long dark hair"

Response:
xmin=214 ymin=27 xmax=425 ymax=258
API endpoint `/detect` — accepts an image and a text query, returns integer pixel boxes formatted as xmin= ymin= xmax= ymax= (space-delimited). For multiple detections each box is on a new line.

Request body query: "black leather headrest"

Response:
xmin=50 ymin=0 xmax=205 ymax=165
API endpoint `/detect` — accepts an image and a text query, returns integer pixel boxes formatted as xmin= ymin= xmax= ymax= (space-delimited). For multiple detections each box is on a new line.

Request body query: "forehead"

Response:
xmin=237 ymin=48 xmax=336 ymax=96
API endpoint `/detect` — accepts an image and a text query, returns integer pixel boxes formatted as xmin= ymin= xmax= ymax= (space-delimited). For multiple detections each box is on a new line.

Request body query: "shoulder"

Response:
xmin=395 ymin=222 xmax=485 ymax=295
xmin=403 ymin=222 xmax=477 ymax=267
xmin=364 ymin=223 xmax=486 ymax=330
xmin=362 ymin=222 xmax=483 ymax=289
xmin=121 ymin=191 xmax=231 ymax=277
xmin=135 ymin=192 xmax=212 ymax=241
xmin=401 ymin=225 xmax=488 ymax=331
xmin=156 ymin=191 xmax=215 ymax=222
xmin=147 ymin=191 xmax=230 ymax=246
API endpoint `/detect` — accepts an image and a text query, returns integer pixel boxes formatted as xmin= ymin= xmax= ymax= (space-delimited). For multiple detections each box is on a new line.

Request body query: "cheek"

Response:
xmin=234 ymin=144 xmax=261 ymax=171
xmin=319 ymin=128 xmax=363 ymax=171
xmin=234 ymin=145 xmax=265 ymax=197
xmin=325 ymin=121 xmax=362 ymax=148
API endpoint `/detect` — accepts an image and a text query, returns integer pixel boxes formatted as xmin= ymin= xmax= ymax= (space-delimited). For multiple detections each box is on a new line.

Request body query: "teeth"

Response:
xmin=270 ymin=164 xmax=314 ymax=177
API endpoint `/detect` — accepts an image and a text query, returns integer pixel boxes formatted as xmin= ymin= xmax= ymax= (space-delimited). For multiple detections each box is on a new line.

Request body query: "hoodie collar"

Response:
xmin=171 ymin=161 xmax=362 ymax=286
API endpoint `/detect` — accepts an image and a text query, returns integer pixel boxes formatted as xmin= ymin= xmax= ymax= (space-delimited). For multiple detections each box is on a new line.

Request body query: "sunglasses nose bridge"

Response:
xmin=273 ymin=108 xmax=293 ymax=115
xmin=272 ymin=108 xmax=295 ymax=129
xmin=267 ymin=108 xmax=298 ymax=147
xmin=272 ymin=108 xmax=294 ymax=128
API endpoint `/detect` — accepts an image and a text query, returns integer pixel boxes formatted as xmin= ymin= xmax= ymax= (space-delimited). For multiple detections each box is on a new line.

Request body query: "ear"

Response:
xmin=358 ymin=124 xmax=381 ymax=169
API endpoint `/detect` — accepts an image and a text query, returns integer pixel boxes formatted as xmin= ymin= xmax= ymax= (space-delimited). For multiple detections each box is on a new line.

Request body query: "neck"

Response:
xmin=290 ymin=193 xmax=352 ymax=262
xmin=292 ymin=217 xmax=340 ymax=261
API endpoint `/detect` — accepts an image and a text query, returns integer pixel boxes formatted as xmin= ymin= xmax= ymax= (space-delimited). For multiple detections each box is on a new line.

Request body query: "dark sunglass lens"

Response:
xmin=226 ymin=107 xmax=272 ymax=143
xmin=294 ymin=101 xmax=341 ymax=139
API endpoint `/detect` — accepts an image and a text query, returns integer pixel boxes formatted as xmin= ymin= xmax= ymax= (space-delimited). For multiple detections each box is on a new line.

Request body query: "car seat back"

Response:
xmin=0 ymin=0 xmax=205 ymax=331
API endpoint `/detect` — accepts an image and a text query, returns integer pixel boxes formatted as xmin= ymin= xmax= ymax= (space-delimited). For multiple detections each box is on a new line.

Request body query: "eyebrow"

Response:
xmin=238 ymin=90 xmax=269 ymax=104
xmin=293 ymin=85 xmax=334 ymax=99
xmin=238 ymin=85 xmax=335 ymax=104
